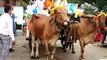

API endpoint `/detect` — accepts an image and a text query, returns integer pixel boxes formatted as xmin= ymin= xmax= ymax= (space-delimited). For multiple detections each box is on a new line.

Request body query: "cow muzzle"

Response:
xmin=64 ymin=19 xmax=70 ymax=26
xmin=64 ymin=21 xmax=68 ymax=25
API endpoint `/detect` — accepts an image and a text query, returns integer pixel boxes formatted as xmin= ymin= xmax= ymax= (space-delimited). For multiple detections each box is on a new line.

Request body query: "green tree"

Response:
xmin=22 ymin=0 xmax=30 ymax=4
xmin=5 ymin=0 xmax=9 ymax=4
xmin=67 ymin=0 xmax=85 ymax=7
xmin=67 ymin=0 xmax=107 ymax=12
xmin=16 ymin=0 xmax=30 ymax=10
xmin=102 ymin=5 xmax=107 ymax=12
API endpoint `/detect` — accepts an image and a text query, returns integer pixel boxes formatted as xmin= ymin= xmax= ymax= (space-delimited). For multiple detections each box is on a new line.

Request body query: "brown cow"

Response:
xmin=28 ymin=7 xmax=69 ymax=60
xmin=65 ymin=12 xmax=106 ymax=60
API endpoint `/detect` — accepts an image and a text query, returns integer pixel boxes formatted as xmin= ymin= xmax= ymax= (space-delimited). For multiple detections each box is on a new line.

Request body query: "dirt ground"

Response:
xmin=8 ymin=30 xmax=107 ymax=60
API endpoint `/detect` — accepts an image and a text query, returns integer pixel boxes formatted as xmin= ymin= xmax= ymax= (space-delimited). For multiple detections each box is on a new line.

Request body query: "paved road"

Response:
xmin=8 ymin=30 xmax=107 ymax=60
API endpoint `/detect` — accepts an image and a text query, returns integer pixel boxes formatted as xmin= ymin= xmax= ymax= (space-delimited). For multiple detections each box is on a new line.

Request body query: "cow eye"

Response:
xmin=57 ymin=11 xmax=61 ymax=13
xmin=56 ymin=12 xmax=61 ymax=15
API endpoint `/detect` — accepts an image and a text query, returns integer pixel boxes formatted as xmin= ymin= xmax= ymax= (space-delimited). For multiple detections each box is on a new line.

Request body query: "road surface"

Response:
xmin=8 ymin=30 xmax=107 ymax=60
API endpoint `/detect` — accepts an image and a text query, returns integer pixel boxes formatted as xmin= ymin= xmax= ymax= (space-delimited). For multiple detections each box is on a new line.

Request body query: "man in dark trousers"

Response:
xmin=11 ymin=13 xmax=16 ymax=36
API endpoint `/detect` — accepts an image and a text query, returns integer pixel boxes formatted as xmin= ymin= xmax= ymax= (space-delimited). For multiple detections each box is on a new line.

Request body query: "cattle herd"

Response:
xmin=25 ymin=7 xmax=106 ymax=60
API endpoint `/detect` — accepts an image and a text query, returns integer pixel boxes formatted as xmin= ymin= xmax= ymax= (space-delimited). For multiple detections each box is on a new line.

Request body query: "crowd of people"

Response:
xmin=25 ymin=0 xmax=69 ymax=15
xmin=0 ymin=0 xmax=107 ymax=60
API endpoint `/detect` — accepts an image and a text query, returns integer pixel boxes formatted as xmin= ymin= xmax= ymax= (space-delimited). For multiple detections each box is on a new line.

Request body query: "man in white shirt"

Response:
xmin=36 ymin=0 xmax=45 ymax=14
xmin=0 ymin=4 xmax=15 ymax=60
xmin=35 ymin=0 xmax=48 ymax=15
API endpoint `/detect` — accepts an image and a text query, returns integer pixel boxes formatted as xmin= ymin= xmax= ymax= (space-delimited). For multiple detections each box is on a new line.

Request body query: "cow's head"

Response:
xmin=50 ymin=6 xmax=70 ymax=27
xmin=96 ymin=11 xmax=106 ymax=31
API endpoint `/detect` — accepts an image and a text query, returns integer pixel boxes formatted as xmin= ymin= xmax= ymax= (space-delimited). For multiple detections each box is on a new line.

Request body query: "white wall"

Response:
xmin=13 ymin=6 xmax=24 ymax=25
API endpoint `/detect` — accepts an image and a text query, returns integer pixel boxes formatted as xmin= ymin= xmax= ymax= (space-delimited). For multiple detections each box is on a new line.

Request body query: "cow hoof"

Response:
xmin=22 ymin=45 xmax=26 ymax=48
xmin=50 ymin=58 xmax=56 ymax=60
xmin=51 ymin=58 xmax=56 ymax=60
xmin=79 ymin=59 xmax=85 ymax=60
xmin=72 ymin=51 xmax=75 ymax=54
xmin=30 ymin=56 xmax=36 ymax=59
xmin=36 ymin=56 xmax=39 ymax=59
xmin=79 ymin=57 xmax=84 ymax=60
xmin=26 ymin=37 xmax=31 ymax=40
xmin=63 ymin=49 xmax=67 ymax=52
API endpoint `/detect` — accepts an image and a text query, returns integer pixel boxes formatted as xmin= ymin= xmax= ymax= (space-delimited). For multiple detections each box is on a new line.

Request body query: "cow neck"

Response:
xmin=51 ymin=15 xmax=62 ymax=32
xmin=93 ymin=16 xmax=101 ymax=32
xmin=82 ymin=16 xmax=98 ymax=30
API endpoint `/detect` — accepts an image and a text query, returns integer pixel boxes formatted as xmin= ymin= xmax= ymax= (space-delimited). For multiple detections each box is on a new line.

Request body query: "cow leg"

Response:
xmin=44 ymin=40 xmax=50 ymax=60
xmin=29 ymin=39 xmax=32 ymax=50
xmin=71 ymin=42 xmax=75 ymax=53
xmin=50 ymin=41 xmax=57 ymax=60
xmin=71 ymin=37 xmax=75 ymax=53
xmin=61 ymin=39 xmax=65 ymax=49
xmin=51 ymin=45 xmax=56 ymax=60
xmin=66 ymin=40 xmax=75 ymax=53
xmin=50 ymin=35 xmax=58 ymax=60
xmin=35 ymin=38 xmax=40 ymax=59
xmin=79 ymin=39 xmax=84 ymax=60
xmin=31 ymin=35 xmax=35 ymax=59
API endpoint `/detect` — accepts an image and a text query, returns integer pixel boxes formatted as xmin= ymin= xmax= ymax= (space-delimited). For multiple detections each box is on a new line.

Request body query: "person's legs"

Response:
xmin=0 ymin=38 xmax=3 ymax=60
xmin=0 ymin=35 xmax=11 ymax=60
xmin=26 ymin=27 xmax=30 ymax=38
xmin=26 ymin=27 xmax=31 ymax=40
xmin=101 ymin=30 xmax=107 ymax=47
xmin=9 ymin=41 xmax=14 ymax=52
xmin=101 ymin=34 xmax=106 ymax=44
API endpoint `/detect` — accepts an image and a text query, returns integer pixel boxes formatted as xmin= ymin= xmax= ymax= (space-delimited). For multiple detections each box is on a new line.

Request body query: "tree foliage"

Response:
xmin=22 ymin=0 xmax=30 ymax=4
xmin=16 ymin=0 xmax=30 ymax=10
xmin=67 ymin=0 xmax=107 ymax=12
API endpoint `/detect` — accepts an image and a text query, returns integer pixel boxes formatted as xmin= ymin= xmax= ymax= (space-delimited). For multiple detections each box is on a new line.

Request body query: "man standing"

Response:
xmin=10 ymin=12 xmax=16 ymax=52
xmin=0 ymin=4 xmax=15 ymax=60
xmin=101 ymin=15 xmax=107 ymax=47
xmin=11 ymin=13 xmax=16 ymax=36
xmin=36 ymin=0 xmax=45 ymax=14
